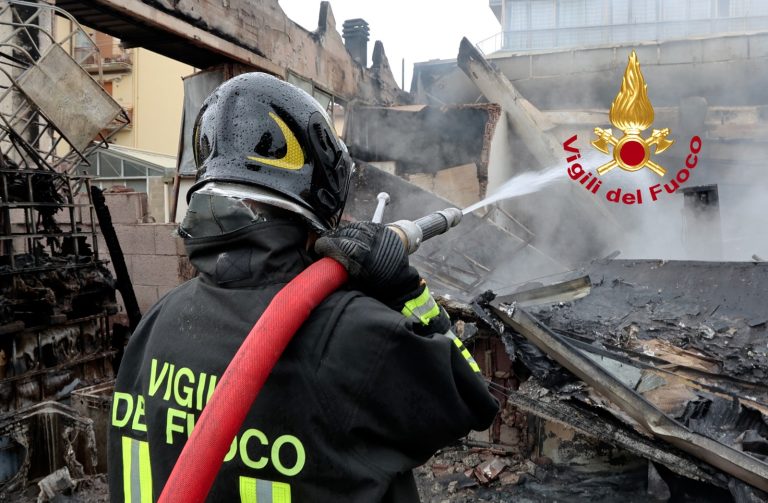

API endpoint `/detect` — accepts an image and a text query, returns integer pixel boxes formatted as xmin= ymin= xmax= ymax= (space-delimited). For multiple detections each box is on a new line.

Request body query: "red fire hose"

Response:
xmin=157 ymin=257 xmax=348 ymax=503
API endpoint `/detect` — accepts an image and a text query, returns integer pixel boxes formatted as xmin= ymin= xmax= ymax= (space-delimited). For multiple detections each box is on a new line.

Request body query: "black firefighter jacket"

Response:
xmin=108 ymin=220 xmax=499 ymax=502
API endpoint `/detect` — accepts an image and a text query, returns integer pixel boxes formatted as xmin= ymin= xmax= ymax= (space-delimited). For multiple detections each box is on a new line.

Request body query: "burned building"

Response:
xmin=0 ymin=1 xmax=128 ymax=493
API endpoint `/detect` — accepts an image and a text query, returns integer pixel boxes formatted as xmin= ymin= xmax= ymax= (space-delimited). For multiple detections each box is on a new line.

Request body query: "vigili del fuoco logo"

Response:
xmin=563 ymin=51 xmax=703 ymax=205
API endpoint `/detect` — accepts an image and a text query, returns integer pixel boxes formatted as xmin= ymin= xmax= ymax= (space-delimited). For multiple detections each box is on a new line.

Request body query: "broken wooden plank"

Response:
xmin=457 ymin=37 xmax=560 ymax=168
xmin=494 ymin=275 xmax=591 ymax=307
xmin=637 ymin=339 xmax=721 ymax=374
xmin=490 ymin=302 xmax=768 ymax=492
xmin=491 ymin=381 xmax=724 ymax=488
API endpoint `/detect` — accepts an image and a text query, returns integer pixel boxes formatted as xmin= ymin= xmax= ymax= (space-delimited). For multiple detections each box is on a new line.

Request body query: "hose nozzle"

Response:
xmin=388 ymin=207 xmax=463 ymax=254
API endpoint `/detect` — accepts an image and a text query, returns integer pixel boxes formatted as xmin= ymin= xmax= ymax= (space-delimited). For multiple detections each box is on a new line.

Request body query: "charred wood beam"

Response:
xmin=456 ymin=37 xmax=620 ymax=258
xmin=457 ymin=37 xmax=560 ymax=167
xmin=490 ymin=381 xmax=726 ymax=488
xmin=57 ymin=0 xmax=283 ymax=74
xmin=495 ymin=275 xmax=591 ymax=307
xmin=490 ymin=303 xmax=768 ymax=492
xmin=90 ymin=186 xmax=140 ymax=331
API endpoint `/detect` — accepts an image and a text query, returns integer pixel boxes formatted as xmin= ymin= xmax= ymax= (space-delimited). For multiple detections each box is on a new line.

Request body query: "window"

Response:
xmin=628 ymin=0 xmax=657 ymax=23
xmin=558 ymin=0 xmax=586 ymax=28
xmin=286 ymin=73 xmax=313 ymax=95
xmin=313 ymin=89 xmax=332 ymax=112
xmin=99 ymin=155 xmax=121 ymax=177
xmin=123 ymin=160 xmax=146 ymax=177
xmin=612 ymin=0 xmax=630 ymax=24
xmin=506 ymin=0 xmax=529 ymax=31
xmin=75 ymin=149 xmax=165 ymax=194
xmin=661 ymin=0 xmax=687 ymax=21
xmin=747 ymin=0 xmax=768 ymax=16
xmin=690 ymin=1 xmax=712 ymax=20
xmin=531 ymin=0 xmax=556 ymax=30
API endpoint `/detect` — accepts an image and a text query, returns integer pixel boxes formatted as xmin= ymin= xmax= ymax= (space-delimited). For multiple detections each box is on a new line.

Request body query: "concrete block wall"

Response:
xmin=83 ymin=191 xmax=196 ymax=314
xmin=147 ymin=177 xmax=166 ymax=223
xmin=108 ymin=222 xmax=193 ymax=313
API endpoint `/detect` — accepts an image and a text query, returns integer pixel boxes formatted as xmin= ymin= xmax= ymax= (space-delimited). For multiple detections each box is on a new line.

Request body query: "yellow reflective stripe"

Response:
xmin=122 ymin=436 xmax=152 ymax=503
xmin=138 ymin=441 xmax=152 ymax=503
xmin=122 ymin=436 xmax=132 ymax=503
xmin=401 ymin=286 xmax=441 ymax=325
xmin=246 ymin=112 xmax=305 ymax=170
xmin=239 ymin=477 xmax=292 ymax=503
xmin=443 ymin=330 xmax=481 ymax=373
xmin=272 ymin=481 xmax=292 ymax=503
xmin=239 ymin=476 xmax=257 ymax=503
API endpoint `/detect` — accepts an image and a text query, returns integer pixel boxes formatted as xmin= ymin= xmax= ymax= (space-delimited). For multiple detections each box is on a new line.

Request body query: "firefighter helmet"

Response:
xmin=189 ymin=72 xmax=352 ymax=230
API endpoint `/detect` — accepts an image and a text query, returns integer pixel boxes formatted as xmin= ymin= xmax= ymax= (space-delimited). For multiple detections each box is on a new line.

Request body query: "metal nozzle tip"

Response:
xmin=442 ymin=207 xmax=463 ymax=228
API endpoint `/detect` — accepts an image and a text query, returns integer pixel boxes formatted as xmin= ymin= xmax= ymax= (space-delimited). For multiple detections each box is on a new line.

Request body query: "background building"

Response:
xmin=57 ymin=17 xmax=194 ymax=221
xmin=483 ymin=0 xmax=768 ymax=53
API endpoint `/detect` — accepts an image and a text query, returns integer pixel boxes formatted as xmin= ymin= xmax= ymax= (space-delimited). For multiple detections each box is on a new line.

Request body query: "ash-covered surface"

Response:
xmin=415 ymin=446 xmax=730 ymax=503
xmin=524 ymin=259 xmax=768 ymax=383
xmin=10 ymin=474 xmax=109 ymax=503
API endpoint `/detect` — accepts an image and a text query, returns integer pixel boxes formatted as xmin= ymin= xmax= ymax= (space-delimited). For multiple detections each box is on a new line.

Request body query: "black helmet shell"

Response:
xmin=189 ymin=72 xmax=351 ymax=229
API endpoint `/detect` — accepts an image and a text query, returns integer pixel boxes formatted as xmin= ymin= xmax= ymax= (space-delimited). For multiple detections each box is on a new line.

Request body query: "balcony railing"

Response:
xmin=76 ymin=41 xmax=132 ymax=71
xmin=477 ymin=15 xmax=768 ymax=54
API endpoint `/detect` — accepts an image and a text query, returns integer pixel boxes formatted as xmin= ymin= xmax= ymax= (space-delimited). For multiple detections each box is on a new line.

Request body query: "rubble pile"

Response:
xmin=428 ymin=257 xmax=768 ymax=501
xmin=0 ymin=1 xmax=128 ymax=497
xmin=415 ymin=445 xmax=656 ymax=503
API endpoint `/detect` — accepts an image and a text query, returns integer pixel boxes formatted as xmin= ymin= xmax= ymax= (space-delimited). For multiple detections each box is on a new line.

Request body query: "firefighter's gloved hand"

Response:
xmin=315 ymin=221 xmax=421 ymax=306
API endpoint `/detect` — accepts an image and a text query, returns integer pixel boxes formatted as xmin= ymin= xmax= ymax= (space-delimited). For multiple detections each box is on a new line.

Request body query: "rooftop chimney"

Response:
xmin=342 ymin=18 xmax=369 ymax=67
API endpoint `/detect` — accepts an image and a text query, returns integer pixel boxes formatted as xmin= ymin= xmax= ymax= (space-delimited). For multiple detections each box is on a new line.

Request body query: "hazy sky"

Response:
xmin=278 ymin=0 xmax=501 ymax=90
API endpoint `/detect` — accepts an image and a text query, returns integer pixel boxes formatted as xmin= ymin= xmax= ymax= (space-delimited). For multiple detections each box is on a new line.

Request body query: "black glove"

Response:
xmin=314 ymin=221 xmax=421 ymax=307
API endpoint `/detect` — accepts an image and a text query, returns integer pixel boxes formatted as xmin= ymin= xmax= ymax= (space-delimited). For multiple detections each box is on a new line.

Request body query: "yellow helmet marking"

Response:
xmin=247 ymin=112 xmax=305 ymax=170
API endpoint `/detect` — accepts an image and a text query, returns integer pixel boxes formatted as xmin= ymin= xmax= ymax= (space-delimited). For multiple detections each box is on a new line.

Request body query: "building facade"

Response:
xmin=57 ymin=16 xmax=194 ymax=221
xmin=484 ymin=0 xmax=768 ymax=53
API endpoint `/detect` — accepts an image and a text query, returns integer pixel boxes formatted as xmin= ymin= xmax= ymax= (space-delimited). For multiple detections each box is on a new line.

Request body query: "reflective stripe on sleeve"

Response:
xmin=442 ymin=330 xmax=481 ymax=373
xmin=401 ymin=285 xmax=441 ymax=325
xmin=239 ymin=476 xmax=292 ymax=503
xmin=121 ymin=436 xmax=153 ymax=503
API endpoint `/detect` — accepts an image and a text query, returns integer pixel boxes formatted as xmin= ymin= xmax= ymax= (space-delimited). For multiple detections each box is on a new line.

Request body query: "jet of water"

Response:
xmin=462 ymin=166 xmax=564 ymax=214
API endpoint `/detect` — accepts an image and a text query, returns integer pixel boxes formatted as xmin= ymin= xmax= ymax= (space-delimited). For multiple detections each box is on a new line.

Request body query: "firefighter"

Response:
xmin=108 ymin=72 xmax=498 ymax=502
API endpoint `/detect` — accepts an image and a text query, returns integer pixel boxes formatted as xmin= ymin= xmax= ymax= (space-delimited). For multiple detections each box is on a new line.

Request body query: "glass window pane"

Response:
xmin=313 ymin=89 xmax=332 ymax=111
xmin=125 ymin=180 xmax=146 ymax=193
xmin=748 ymin=0 xmax=768 ymax=15
xmin=632 ymin=0 xmax=658 ymax=23
xmin=123 ymin=160 xmax=146 ymax=177
xmin=613 ymin=0 xmax=630 ymax=24
xmin=78 ymin=153 xmax=97 ymax=175
xmin=99 ymin=155 xmax=121 ymax=177
xmin=531 ymin=0 xmax=555 ymax=29
xmin=690 ymin=2 xmax=712 ymax=19
xmin=507 ymin=0 xmax=528 ymax=31
xmin=287 ymin=73 xmax=312 ymax=95
xmin=558 ymin=0 xmax=586 ymax=28
xmin=661 ymin=0 xmax=687 ymax=21
xmin=584 ymin=0 xmax=602 ymax=24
